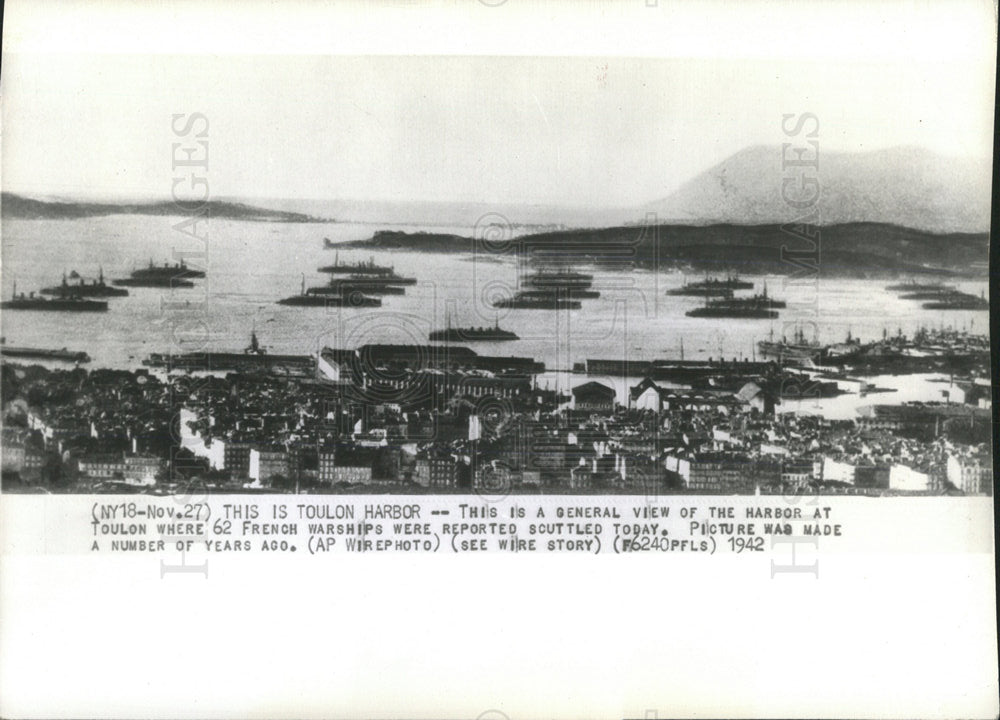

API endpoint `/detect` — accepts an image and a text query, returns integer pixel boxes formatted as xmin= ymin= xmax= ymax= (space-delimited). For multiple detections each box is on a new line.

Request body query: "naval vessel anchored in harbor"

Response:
xmin=1 ymin=282 xmax=108 ymax=312
xmin=667 ymin=275 xmax=754 ymax=296
xmin=41 ymin=269 xmax=129 ymax=298
xmin=429 ymin=316 xmax=519 ymax=342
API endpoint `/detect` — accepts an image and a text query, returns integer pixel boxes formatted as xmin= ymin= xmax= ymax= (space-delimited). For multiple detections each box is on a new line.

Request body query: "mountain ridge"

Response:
xmin=0 ymin=192 xmax=322 ymax=223
xmin=342 ymin=221 xmax=989 ymax=278
xmin=642 ymin=145 xmax=992 ymax=234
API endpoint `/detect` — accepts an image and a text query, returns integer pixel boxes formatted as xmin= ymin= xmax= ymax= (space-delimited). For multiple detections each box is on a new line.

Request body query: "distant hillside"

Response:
xmin=339 ymin=222 xmax=989 ymax=278
xmin=0 ymin=192 xmax=321 ymax=222
xmin=643 ymin=145 xmax=992 ymax=234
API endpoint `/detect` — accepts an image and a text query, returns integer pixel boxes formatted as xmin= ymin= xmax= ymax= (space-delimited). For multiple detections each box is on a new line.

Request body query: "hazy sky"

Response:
xmin=1 ymin=2 xmax=995 ymax=207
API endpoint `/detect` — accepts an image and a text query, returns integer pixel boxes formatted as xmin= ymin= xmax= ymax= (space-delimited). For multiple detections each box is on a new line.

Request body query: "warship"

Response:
xmin=128 ymin=259 xmax=205 ymax=280
xmin=317 ymin=252 xmax=402 ymax=278
xmin=40 ymin=269 xmax=129 ymax=298
xmin=143 ymin=331 xmax=314 ymax=374
xmin=308 ymin=278 xmax=406 ymax=295
xmin=113 ymin=277 xmax=195 ymax=289
xmin=886 ymin=281 xmax=955 ymax=293
xmin=277 ymin=276 xmax=381 ymax=307
xmin=0 ymin=338 xmax=91 ymax=363
xmin=112 ymin=259 xmax=203 ymax=288
xmin=921 ymin=292 xmax=989 ymax=310
xmin=898 ymin=289 xmax=961 ymax=300
xmin=667 ymin=276 xmax=754 ymax=296
xmin=686 ymin=285 xmax=783 ymax=319
xmin=429 ymin=316 xmax=519 ymax=342
xmin=519 ymin=288 xmax=599 ymax=299
xmin=492 ymin=291 xmax=582 ymax=310
xmin=1 ymin=281 xmax=108 ymax=312
xmin=522 ymin=269 xmax=594 ymax=290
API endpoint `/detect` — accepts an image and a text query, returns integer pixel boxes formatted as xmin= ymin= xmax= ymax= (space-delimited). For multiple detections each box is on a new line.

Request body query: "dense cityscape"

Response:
xmin=1 ymin=322 xmax=992 ymax=496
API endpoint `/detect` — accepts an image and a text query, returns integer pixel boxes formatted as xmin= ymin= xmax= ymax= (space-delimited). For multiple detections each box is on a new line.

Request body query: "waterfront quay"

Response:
xmin=1 ymin=330 xmax=992 ymax=496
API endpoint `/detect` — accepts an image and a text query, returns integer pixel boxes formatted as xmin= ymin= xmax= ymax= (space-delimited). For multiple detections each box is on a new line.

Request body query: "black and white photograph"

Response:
xmin=1 ymin=1 xmax=997 ymax=718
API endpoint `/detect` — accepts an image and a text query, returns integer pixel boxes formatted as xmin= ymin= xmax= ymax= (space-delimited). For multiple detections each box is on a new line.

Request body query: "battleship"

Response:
xmin=1 ymin=282 xmax=108 ymax=312
xmin=143 ymin=331 xmax=314 ymax=374
xmin=112 ymin=259 xmax=203 ymax=288
xmin=317 ymin=252 xmax=401 ymax=278
xmin=686 ymin=303 xmax=778 ymax=319
xmin=686 ymin=286 xmax=783 ymax=319
xmin=519 ymin=288 xmax=600 ymax=299
xmin=522 ymin=269 xmax=595 ymax=290
xmin=921 ymin=292 xmax=989 ymax=310
xmin=40 ymin=269 xmax=129 ymax=298
xmin=308 ymin=278 xmax=407 ymax=295
xmin=113 ymin=276 xmax=196 ymax=289
xmin=429 ymin=317 xmax=519 ymax=342
xmin=277 ymin=276 xmax=381 ymax=307
xmin=0 ymin=338 xmax=91 ymax=363
xmin=316 ymin=269 xmax=417 ymax=286
xmin=127 ymin=259 xmax=206 ymax=280
xmin=898 ymin=289 xmax=960 ymax=300
xmin=492 ymin=292 xmax=582 ymax=310
xmin=667 ymin=276 xmax=754 ymax=296
xmin=886 ymin=281 xmax=955 ymax=292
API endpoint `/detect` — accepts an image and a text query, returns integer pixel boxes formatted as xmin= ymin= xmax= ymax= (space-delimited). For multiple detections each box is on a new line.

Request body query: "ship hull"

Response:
xmin=130 ymin=267 xmax=205 ymax=280
xmin=1 ymin=299 xmax=108 ymax=312
xmin=309 ymin=284 xmax=406 ymax=295
xmin=687 ymin=308 xmax=778 ymax=319
xmin=667 ymin=288 xmax=735 ymax=297
xmin=887 ymin=283 xmax=953 ymax=292
xmin=429 ymin=330 xmax=519 ymax=342
xmin=144 ymin=352 xmax=314 ymax=373
xmin=899 ymin=291 xmax=958 ymax=300
xmin=277 ymin=295 xmax=381 ymax=307
xmin=0 ymin=346 xmax=91 ymax=362
xmin=518 ymin=289 xmax=600 ymax=299
xmin=922 ymin=300 xmax=989 ymax=310
xmin=757 ymin=341 xmax=821 ymax=361
xmin=41 ymin=284 xmax=129 ymax=298
xmin=113 ymin=278 xmax=195 ymax=288
xmin=492 ymin=298 xmax=582 ymax=310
